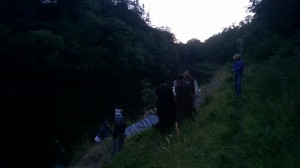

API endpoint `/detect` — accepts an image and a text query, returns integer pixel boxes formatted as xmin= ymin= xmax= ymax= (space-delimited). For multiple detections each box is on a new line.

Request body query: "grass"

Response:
xmin=71 ymin=56 xmax=300 ymax=168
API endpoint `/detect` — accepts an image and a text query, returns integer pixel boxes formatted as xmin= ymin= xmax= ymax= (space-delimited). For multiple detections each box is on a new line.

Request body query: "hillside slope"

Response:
xmin=70 ymin=67 xmax=224 ymax=168
xmin=71 ymin=57 xmax=300 ymax=168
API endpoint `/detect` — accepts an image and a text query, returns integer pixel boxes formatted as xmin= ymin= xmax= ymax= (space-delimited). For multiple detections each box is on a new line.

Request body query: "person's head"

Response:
xmin=233 ymin=54 xmax=241 ymax=61
xmin=176 ymin=74 xmax=184 ymax=81
xmin=115 ymin=104 xmax=123 ymax=113
xmin=104 ymin=120 xmax=109 ymax=127
xmin=183 ymin=70 xmax=191 ymax=78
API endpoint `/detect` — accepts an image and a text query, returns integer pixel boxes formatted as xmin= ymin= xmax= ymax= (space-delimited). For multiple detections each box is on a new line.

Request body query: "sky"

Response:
xmin=139 ymin=0 xmax=252 ymax=43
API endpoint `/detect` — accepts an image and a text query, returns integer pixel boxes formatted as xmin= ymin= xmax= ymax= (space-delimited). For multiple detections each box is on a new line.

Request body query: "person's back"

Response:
xmin=183 ymin=71 xmax=196 ymax=96
xmin=155 ymin=80 xmax=175 ymax=132
xmin=156 ymin=83 xmax=174 ymax=109
xmin=183 ymin=70 xmax=199 ymax=114
xmin=98 ymin=121 xmax=111 ymax=139
xmin=175 ymin=77 xmax=194 ymax=124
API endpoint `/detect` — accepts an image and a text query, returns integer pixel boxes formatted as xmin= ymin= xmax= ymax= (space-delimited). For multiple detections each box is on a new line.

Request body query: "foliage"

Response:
xmin=0 ymin=0 xmax=178 ymax=167
xmin=249 ymin=0 xmax=300 ymax=37
xmin=140 ymin=78 xmax=156 ymax=111
xmin=204 ymin=26 xmax=241 ymax=64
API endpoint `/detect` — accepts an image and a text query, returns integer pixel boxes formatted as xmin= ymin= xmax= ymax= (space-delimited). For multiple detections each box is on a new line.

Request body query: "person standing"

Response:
xmin=183 ymin=71 xmax=196 ymax=96
xmin=155 ymin=79 xmax=175 ymax=133
xmin=112 ymin=105 xmax=126 ymax=156
xmin=173 ymin=73 xmax=183 ymax=96
xmin=183 ymin=70 xmax=199 ymax=114
xmin=231 ymin=54 xmax=245 ymax=96
xmin=175 ymin=74 xmax=194 ymax=125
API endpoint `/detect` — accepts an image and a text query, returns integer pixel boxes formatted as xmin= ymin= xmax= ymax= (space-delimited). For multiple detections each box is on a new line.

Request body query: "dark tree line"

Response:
xmin=0 ymin=0 xmax=177 ymax=167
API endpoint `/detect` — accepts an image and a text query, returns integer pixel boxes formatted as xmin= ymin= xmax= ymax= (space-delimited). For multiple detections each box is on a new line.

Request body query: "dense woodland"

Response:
xmin=0 ymin=0 xmax=300 ymax=167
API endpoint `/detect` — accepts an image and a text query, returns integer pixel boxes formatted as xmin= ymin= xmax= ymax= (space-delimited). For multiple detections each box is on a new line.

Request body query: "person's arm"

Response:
xmin=231 ymin=62 xmax=235 ymax=72
xmin=107 ymin=126 xmax=113 ymax=135
xmin=194 ymin=80 xmax=199 ymax=95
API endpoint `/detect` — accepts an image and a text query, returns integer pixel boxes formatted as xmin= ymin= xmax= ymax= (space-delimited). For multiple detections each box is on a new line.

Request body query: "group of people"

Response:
xmin=155 ymin=70 xmax=199 ymax=132
xmin=155 ymin=52 xmax=245 ymax=133
xmin=94 ymin=53 xmax=244 ymax=156
xmin=94 ymin=105 xmax=126 ymax=156
xmin=94 ymin=71 xmax=200 ymax=156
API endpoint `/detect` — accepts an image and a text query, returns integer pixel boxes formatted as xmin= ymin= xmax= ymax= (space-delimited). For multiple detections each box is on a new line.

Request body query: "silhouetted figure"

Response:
xmin=231 ymin=54 xmax=245 ymax=96
xmin=112 ymin=105 xmax=126 ymax=156
xmin=183 ymin=70 xmax=199 ymax=114
xmin=175 ymin=74 xmax=194 ymax=125
xmin=155 ymin=79 xmax=175 ymax=133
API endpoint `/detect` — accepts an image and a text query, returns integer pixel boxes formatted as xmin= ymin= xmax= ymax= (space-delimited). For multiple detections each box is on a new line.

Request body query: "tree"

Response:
xmin=249 ymin=0 xmax=300 ymax=37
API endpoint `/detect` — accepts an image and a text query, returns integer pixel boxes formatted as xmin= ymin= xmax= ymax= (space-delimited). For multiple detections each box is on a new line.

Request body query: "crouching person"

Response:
xmin=94 ymin=120 xmax=112 ymax=144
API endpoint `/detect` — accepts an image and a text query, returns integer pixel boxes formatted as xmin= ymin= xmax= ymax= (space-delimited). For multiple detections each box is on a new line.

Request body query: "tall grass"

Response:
xmin=75 ymin=56 xmax=300 ymax=168
xmin=241 ymin=56 xmax=300 ymax=168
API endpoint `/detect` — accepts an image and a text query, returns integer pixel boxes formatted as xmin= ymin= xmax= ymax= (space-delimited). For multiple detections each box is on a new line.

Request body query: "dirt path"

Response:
xmin=194 ymin=78 xmax=220 ymax=112
xmin=72 ymin=138 xmax=113 ymax=168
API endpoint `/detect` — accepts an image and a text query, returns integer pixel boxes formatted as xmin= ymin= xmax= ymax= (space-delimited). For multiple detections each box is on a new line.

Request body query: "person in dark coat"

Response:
xmin=175 ymin=74 xmax=194 ymax=125
xmin=155 ymin=79 xmax=175 ymax=132
xmin=183 ymin=70 xmax=198 ymax=114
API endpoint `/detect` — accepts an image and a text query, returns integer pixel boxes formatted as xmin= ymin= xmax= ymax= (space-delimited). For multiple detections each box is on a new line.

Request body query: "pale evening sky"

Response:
xmin=139 ymin=0 xmax=252 ymax=43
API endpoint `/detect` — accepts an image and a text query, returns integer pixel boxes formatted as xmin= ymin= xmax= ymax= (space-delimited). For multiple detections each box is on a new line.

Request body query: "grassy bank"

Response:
xmin=72 ymin=56 xmax=300 ymax=168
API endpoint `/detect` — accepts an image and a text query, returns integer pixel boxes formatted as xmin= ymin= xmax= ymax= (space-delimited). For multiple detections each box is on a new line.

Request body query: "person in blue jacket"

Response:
xmin=231 ymin=54 xmax=245 ymax=96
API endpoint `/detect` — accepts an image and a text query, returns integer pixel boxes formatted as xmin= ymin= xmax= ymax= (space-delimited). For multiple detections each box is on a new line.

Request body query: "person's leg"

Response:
xmin=193 ymin=96 xmax=197 ymax=114
xmin=234 ymin=75 xmax=238 ymax=95
xmin=117 ymin=135 xmax=125 ymax=152
xmin=176 ymin=107 xmax=183 ymax=127
xmin=112 ymin=135 xmax=124 ymax=156
xmin=157 ymin=108 xmax=165 ymax=131
xmin=111 ymin=138 xmax=117 ymax=156
xmin=236 ymin=75 xmax=242 ymax=96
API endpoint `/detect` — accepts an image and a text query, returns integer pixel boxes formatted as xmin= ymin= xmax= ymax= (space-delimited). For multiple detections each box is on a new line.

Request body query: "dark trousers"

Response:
xmin=234 ymin=74 xmax=242 ymax=96
xmin=112 ymin=134 xmax=125 ymax=156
